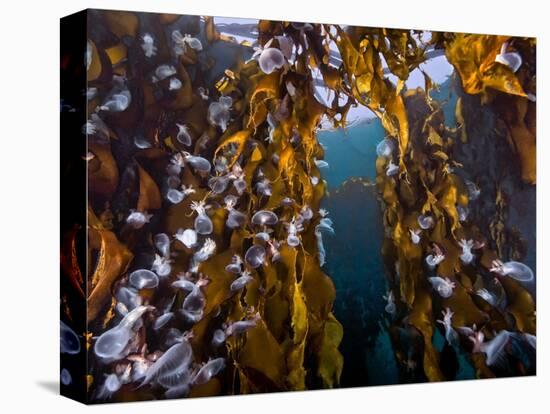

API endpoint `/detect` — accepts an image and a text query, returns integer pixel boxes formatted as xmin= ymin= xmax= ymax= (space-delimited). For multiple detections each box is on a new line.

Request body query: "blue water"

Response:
xmin=318 ymin=120 xmax=383 ymax=191
xmin=319 ymin=119 xmax=400 ymax=386
xmin=317 ymin=78 xmax=475 ymax=386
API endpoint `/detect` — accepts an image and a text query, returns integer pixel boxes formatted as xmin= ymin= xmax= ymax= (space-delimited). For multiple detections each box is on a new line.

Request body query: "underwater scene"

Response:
xmin=60 ymin=9 xmax=536 ymax=403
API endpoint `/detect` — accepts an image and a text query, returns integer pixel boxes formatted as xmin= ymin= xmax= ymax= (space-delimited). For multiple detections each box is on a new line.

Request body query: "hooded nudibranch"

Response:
xmin=208 ymin=96 xmax=233 ymax=132
xmin=172 ymin=30 xmax=203 ymax=55
xmin=190 ymin=201 xmax=213 ymax=235
xmin=60 ymin=320 xmax=80 ymax=355
xmin=129 ymin=269 xmax=159 ymax=290
xmin=225 ymin=255 xmax=243 ymax=274
xmin=490 ymin=260 xmax=534 ymax=282
xmin=251 ymin=210 xmax=278 ymax=226
xmin=230 ymin=270 xmax=254 ymax=292
xmin=495 ymin=42 xmax=522 ymax=73
xmin=252 ymin=39 xmax=286 ymax=74
xmin=376 ymin=138 xmax=395 ymax=158
xmin=141 ymin=33 xmax=157 ymax=58
xmin=409 ymin=229 xmax=421 ymax=244
xmin=245 ymin=244 xmax=266 ymax=268
xmin=176 ymin=124 xmax=193 ymax=146
xmin=458 ymin=239 xmax=475 ymax=264
xmin=428 ymin=276 xmax=456 ymax=298
xmin=183 ymin=152 xmax=212 ymax=174
xmin=126 ymin=210 xmax=153 ymax=229
xmin=417 ymin=214 xmax=434 ymax=230
xmin=436 ymin=307 xmax=459 ymax=345
xmin=192 ymin=358 xmax=226 ymax=385
xmin=154 ymin=233 xmax=170 ymax=257
xmin=94 ymin=306 xmax=152 ymax=361
xmin=175 ymin=228 xmax=198 ymax=249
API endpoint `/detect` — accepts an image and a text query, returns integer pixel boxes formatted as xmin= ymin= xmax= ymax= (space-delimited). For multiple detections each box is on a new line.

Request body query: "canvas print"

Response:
xmin=60 ymin=8 xmax=536 ymax=404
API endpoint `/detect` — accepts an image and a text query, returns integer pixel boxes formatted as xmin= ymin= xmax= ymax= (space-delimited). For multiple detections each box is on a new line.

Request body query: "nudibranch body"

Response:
xmin=252 ymin=210 xmax=279 ymax=226
xmin=458 ymin=239 xmax=475 ymax=264
xmin=172 ymin=30 xmax=203 ymax=55
xmin=60 ymin=320 xmax=80 ymax=355
xmin=176 ymin=123 xmax=193 ymax=146
xmin=315 ymin=213 xmax=335 ymax=266
xmin=436 ymin=307 xmax=459 ymax=345
xmin=383 ymin=290 xmax=396 ymax=315
xmin=129 ymin=269 xmax=159 ymax=289
xmin=409 ymin=229 xmax=421 ymax=244
xmin=376 ymin=138 xmax=395 ymax=158
xmin=428 ymin=276 xmax=455 ymax=298
xmin=98 ymin=373 xmax=122 ymax=400
xmin=490 ymin=260 xmax=534 ymax=282
xmin=417 ymin=214 xmax=434 ymax=230
xmin=208 ymin=96 xmax=233 ymax=132
xmin=245 ymin=244 xmax=266 ymax=268
xmin=476 ymin=288 xmax=499 ymax=307
xmin=141 ymin=33 xmax=157 ymax=58
xmin=126 ymin=210 xmax=153 ymax=229
xmin=495 ymin=42 xmax=522 ymax=73
xmin=230 ymin=270 xmax=254 ymax=292
xmin=286 ymin=216 xmax=304 ymax=247
xmin=225 ymin=254 xmax=243 ymax=274
xmin=252 ymin=38 xmax=286 ymax=74
xmin=386 ymin=160 xmax=399 ymax=176
xmin=225 ymin=312 xmax=261 ymax=337
xmin=175 ymin=228 xmax=198 ymax=249
xmin=94 ymin=306 xmax=153 ymax=362
xmin=190 ymin=201 xmax=213 ymax=235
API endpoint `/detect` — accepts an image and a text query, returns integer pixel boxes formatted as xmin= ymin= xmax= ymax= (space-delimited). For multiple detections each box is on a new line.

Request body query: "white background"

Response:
xmin=0 ymin=0 xmax=547 ymax=412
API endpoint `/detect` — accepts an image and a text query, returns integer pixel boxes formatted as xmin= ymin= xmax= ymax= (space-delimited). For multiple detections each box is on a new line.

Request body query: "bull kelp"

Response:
xmin=60 ymin=9 xmax=536 ymax=403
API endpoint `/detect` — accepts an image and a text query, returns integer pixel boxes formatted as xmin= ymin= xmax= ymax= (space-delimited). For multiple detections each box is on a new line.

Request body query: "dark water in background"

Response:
xmin=318 ymin=121 xmax=400 ymax=386
xmin=317 ymin=78 xmax=476 ymax=387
